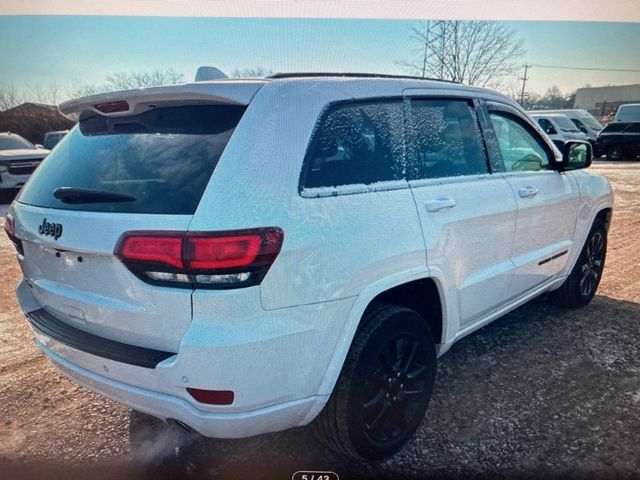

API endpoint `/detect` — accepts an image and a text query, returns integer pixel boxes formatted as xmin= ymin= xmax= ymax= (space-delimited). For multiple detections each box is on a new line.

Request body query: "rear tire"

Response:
xmin=606 ymin=145 xmax=625 ymax=161
xmin=550 ymin=220 xmax=607 ymax=308
xmin=313 ymin=305 xmax=437 ymax=461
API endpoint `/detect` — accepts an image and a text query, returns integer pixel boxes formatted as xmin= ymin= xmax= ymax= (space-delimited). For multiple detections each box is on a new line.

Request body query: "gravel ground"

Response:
xmin=1 ymin=160 xmax=639 ymax=479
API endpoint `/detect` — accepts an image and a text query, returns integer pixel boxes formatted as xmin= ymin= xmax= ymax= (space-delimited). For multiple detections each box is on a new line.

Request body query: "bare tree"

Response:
xmin=5 ymin=69 xmax=186 ymax=108
xmin=513 ymin=85 xmax=576 ymax=110
xmin=105 ymin=68 xmax=185 ymax=90
xmin=231 ymin=67 xmax=273 ymax=78
xmin=0 ymin=83 xmax=22 ymax=111
xmin=404 ymin=21 xmax=525 ymax=89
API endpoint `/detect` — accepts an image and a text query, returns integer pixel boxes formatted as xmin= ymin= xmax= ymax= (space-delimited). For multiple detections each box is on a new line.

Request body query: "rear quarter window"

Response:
xmin=18 ymin=105 xmax=245 ymax=214
xmin=300 ymin=100 xmax=405 ymax=190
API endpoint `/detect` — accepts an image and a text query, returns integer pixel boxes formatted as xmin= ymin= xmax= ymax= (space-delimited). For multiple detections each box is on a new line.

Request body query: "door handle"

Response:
xmin=518 ymin=186 xmax=540 ymax=198
xmin=425 ymin=197 xmax=457 ymax=212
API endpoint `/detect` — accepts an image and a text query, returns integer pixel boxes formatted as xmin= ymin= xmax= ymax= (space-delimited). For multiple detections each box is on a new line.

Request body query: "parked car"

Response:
xmin=4 ymin=73 xmax=613 ymax=461
xmin=594 ymin=121 xmax=640 ymax=161
xmin=528 ymin=109 xmax=602 ymax=142
xmin=43 ymin=130 xmax=69 ymax=150
xmin=0 ymin=132 xmax=49 ymax=198
xmin=613 ymin=103 xmax=640 ymax=123
xmin=529 ymin=113 xmax=590 ymax=150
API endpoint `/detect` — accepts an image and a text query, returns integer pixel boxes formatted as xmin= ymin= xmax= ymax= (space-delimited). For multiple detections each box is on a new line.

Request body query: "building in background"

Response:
xmin=574 ymin=84 xmax=640 ymax=122
xmin=0 ymin=103 xmax=74 ymax=145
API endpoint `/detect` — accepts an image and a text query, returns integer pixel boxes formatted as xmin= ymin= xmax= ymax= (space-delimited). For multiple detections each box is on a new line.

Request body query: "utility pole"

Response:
xmin=519 ymin=64 xmax=530 ymax=104
xmin=421 ymin=21 xmax=431 ymax=79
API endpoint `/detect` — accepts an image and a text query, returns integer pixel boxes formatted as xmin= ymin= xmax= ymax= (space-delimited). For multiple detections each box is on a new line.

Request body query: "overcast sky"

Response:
xmin=1 ymin=16 xmax=639 ymax=98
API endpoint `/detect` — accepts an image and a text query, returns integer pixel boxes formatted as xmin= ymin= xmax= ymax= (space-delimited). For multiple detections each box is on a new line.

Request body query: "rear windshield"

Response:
xmin=18 ymin=105 xmax=245 ymax=214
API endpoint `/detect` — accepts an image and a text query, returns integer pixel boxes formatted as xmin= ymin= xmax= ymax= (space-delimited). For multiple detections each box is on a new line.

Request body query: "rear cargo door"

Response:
xmin=11 ymin=101 xmax=249 ymax=353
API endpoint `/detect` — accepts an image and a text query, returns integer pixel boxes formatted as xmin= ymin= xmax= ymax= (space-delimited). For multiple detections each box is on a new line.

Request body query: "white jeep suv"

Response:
xmin=4 ymin=73 xmax=613 ymax=461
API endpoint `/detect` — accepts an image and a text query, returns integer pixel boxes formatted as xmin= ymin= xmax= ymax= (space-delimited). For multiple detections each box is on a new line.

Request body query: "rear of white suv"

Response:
xmin=5 ymin=75 xmax=613 ymax=462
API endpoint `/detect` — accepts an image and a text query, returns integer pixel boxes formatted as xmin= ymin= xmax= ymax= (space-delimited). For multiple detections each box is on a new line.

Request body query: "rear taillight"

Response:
xmin=4 ymin=214 xmax=23 ymax=255
xmin=114 ymin=228 xmax=283 ymax=289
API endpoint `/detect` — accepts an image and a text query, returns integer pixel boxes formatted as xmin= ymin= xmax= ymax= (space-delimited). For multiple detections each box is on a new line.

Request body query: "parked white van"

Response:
xmin=529 ymin=113 xmax=590 ymax=150
xmin=529 ymin=109 xmax=602 ymax=141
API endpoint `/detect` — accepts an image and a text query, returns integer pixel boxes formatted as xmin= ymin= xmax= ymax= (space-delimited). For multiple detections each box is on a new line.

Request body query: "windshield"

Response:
xmin=552 ymin=116 xmax=580 ymax=131
xmin=580 ymin=116 xmax=603 ymax=130
xmin=0 ymin=135 xmax=34 ymax=150
xmin=17 ymin=104 xmax=246 ymax=214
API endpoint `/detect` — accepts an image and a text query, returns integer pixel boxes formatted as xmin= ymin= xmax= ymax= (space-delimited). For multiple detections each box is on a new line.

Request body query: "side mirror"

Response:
xmin=560 ymin=141 xmax=592 ymax=171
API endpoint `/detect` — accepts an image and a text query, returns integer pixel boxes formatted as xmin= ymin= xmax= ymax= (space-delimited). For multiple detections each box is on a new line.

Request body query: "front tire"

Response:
xmin=313 ymin=305 xmax=437 ymax=461
xmin=551 ymin=220 xmax=607 ymax=307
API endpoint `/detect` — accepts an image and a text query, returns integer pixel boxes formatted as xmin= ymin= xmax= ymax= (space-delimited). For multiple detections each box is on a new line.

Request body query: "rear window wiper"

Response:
xmin=53 ymin=187 xmax=136 ymax=204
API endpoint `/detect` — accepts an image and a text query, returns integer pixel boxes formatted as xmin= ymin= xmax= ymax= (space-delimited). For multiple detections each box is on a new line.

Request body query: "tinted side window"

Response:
xmin=302 ymin=100 xmax=404 ymax=189
xmin=490 ymin=112 xmax=553 ymax=172
xmin=602 ymin=123 xmax=627 ymax=133
xmin=407 ymin=99 xmax=488 ymax=179
xmin=537 ymin=118 xmax=557 ymax=135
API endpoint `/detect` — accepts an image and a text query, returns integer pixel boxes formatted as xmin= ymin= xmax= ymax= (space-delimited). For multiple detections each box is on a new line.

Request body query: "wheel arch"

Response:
xmin=315 ymin=269 xmax=447 ymax=399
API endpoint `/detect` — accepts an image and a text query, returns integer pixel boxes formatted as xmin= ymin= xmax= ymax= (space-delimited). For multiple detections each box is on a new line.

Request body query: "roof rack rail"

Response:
xmin=267 ymin=72 xmax=460 ymax=84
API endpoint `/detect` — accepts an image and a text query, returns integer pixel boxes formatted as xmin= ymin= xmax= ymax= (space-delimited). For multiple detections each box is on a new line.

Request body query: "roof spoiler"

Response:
xmin=58 ymin=81 xmax=264 ymax=121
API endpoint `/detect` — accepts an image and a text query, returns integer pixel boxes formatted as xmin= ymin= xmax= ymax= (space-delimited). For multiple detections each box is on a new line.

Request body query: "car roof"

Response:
xmin=530 ymin=113 xmax=569 ymax=119
xmin=59 ymin=73 xmax=521 ymax=118
xmin=0 ymin=132 xmax=27 ymax=138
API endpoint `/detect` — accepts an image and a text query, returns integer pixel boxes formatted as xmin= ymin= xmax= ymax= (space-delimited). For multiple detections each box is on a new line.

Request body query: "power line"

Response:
xmin=529 ymin=63 xmax=640 ymax=73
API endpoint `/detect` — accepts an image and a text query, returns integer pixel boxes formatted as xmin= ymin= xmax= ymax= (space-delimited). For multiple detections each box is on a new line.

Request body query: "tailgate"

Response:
xmin=8 ymin=93 xmax=254 ymax=354
xmin=12 ymin=204 xmax=192 ymax=352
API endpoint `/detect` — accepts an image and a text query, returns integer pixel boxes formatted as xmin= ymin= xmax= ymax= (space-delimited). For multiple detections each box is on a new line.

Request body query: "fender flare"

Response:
xmin=301 ymin=267 xmax=451 ymax=424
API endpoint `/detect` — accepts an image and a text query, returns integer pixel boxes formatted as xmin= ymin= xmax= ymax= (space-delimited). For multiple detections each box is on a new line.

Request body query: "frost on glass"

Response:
xmin=407 ymin=100 xmax=488 ymax=180
xmin=303 ymin=101 xmax=405 ymax=189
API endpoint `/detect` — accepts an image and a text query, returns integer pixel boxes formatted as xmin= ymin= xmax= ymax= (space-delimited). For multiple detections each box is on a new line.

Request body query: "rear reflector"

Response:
xmin=186 ymin=388 xmax=234 ymax=405
xmin=114 ymin=227 xmax=283 ymax=289
xmin=94 ymin=100 xmax=129 ymax=113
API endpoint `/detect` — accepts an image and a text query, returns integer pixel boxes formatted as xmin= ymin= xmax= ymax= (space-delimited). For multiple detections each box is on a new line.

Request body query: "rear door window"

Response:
xmin=301 ymin=100 xmax=405 ymax=189
xmin=18 ymin=105 xmax=245 ymax=214
xmin=406 ymin=98 xmax=489 ymax=179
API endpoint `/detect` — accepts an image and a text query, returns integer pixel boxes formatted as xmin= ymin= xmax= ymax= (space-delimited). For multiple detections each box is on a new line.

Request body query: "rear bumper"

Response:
xmin=36 ymin=338 xmax=323 ymax=438
xmin=17 ymin=279 xmax=354 ymax=437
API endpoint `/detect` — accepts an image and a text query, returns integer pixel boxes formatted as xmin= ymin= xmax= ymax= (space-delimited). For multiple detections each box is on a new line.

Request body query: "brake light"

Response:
xmin=94 ymin=100 xmax=129 ymax=114
xmin=117 ymin=234 xmax=184 ymax=269
xmin=114 ymin=228 xmax=283 ymax=289
xmin=186 ymin=235 xmax=262 ymax=270
xmin=4 ymin=214 xmax=23 ymax=255
xmin=3 ymin=214 xmax=15 ymax=238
